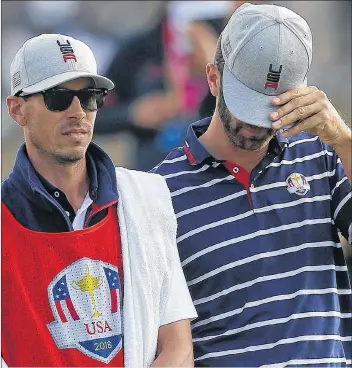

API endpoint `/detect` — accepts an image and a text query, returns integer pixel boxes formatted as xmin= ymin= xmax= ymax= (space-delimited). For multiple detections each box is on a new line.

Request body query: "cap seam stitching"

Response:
xmin=282 ymin=22 xmax=311 ymax=81
xmin=229 ymin=22 xmax=278 ymax=71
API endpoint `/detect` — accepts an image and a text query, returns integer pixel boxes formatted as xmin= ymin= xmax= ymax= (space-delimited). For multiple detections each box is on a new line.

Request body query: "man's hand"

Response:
xmin=270 ymin=86 xmax=352 ymax=183
xmin=270 ymin=86 xmax=349 ymax=147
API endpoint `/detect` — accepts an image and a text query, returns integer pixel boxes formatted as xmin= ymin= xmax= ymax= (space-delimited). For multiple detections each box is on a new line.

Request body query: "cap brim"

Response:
xmin=222 ymin=65 xmax=307 ymax=128
xmin=20 ymin=71 xmax=114 ymax=95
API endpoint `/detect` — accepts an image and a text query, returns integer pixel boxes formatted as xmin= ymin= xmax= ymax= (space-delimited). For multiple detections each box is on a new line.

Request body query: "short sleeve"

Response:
xmin=325 ymin=143 xmax=352 ymax=244
xmin=160 ymin=246 xmax=198 ymax=326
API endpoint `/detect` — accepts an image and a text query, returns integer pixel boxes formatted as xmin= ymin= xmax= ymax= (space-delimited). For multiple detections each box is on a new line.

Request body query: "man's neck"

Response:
xmin=199 ymin=117 xmax=269 ymax=173
xmin=28 ymin=151 xmax=89 ymax=212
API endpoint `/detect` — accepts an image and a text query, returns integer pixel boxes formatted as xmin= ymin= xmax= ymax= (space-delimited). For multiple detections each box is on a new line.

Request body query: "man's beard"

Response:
xmin=218 ymin=84 xmax=274 ymax=151
xmin=54 ymin=151 xmax=85 ymax=164
xmin=29 ymin=132 xmax=85 ymax=164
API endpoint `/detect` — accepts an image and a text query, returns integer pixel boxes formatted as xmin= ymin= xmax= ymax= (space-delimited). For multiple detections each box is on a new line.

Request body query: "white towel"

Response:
xmin=115 ymin=167 xmax=197 ymax=367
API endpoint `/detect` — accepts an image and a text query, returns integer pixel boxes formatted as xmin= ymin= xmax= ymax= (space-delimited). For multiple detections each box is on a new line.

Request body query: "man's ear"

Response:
xmin=206 ymin=63 xmax=221 ymax=97
xmin=7 ymin=96 xmax=27 ymax=127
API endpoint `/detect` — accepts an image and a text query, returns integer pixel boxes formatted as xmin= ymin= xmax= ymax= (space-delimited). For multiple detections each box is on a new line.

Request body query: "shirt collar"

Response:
xmin=184 ymin=117 xmax=289 ymax=166
xmin=10 ymin=141 xmax=118 ymax=208
xmin=35 ymin=152 xmax=97 ymax=195
xmin=184 ymin=118 xmax=215 ymax=165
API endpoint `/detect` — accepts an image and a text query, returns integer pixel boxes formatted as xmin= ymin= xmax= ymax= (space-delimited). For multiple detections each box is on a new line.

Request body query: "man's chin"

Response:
xmin=240 ymin=123 xmax=273 ymax=135
xmin=240 ymin=126 xmax=263 ymax=139
xmin=54 ymin=147 xmax=87 ymax=163
xmin=231 ymin=134 xmax=271 ymax=151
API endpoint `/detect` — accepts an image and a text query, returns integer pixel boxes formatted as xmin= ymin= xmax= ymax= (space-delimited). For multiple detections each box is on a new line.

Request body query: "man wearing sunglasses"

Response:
xmin=2 ymin=34 xmax=197 ymax=367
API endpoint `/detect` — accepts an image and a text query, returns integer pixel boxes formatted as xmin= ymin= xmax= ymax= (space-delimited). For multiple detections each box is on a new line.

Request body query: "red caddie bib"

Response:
xmin=1 ymin=202 xmax=124 ymax=367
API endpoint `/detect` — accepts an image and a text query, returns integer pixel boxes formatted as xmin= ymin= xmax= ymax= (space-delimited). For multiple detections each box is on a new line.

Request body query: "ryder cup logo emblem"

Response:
xmin=47 ymin=258 xmax=122 ymax=363
xmin=286 ymin=172 xmax=310 ymax=196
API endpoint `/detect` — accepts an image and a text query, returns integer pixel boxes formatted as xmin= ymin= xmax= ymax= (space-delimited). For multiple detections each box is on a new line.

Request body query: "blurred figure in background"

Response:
xmin=94 ymin=1 xmax=236 ymax=171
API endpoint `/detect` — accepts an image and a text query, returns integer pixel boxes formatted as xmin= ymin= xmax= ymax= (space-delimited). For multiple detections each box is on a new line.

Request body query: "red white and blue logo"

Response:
xmin=286 ymin=172 xmax=310 ymax=196
xmin=47 ymin=258 xmax=122 ymax=363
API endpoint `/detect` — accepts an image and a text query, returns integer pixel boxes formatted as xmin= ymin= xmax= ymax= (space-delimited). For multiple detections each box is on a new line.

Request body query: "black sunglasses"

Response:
xmin=17 ymin=87 xmax=108 ymax=112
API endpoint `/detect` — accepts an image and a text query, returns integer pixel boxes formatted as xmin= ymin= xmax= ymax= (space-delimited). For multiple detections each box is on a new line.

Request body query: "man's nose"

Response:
xmin=66 ymin=96 xmax=85 ymax=119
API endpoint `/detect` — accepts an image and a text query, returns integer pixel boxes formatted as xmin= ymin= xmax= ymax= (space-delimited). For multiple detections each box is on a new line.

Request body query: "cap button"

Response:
xmin=275 ymin=16 xmax=284 ymax=24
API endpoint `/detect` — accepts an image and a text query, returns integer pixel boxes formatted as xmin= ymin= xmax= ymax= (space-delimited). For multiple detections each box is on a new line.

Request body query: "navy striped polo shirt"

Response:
xmin=153 ymin=118 xmax=352 ymax=367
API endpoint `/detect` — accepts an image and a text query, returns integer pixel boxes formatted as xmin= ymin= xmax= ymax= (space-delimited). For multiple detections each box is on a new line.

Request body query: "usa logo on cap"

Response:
xmin=47 ymin=258 xmax=122 ymax=363
xmin=57 ymin=40 xmax=77 ymax=62
xmin=286 ymin=172 xmax=310 ymax=196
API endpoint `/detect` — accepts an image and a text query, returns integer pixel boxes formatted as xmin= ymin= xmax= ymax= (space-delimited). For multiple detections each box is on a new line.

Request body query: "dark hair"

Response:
xmin=214 ymin=34 xmax=225 ymax=78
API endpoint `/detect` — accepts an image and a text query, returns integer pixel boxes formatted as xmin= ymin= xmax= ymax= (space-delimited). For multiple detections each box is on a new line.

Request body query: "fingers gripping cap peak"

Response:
xmin=220 ymin=3 xmax=313 ymax=128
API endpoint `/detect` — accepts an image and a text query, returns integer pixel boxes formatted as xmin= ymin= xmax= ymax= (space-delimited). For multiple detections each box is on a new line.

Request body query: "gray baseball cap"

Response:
xmin=221 ymin=3 xmax=312 ymax=128
xmin=10 ymin=34 xmax=114 ymax=96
